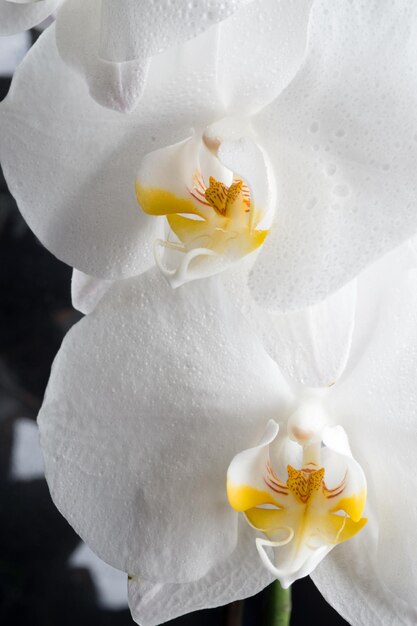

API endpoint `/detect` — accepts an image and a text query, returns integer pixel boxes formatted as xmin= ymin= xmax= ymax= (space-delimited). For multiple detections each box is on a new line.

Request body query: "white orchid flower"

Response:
xmin=3 ymin=1 xmax=417 ymax=311
xmin=37 ymin=236 xmax=417 ymax=626
xmin=0 ymin=0 xmax=252 ymax=111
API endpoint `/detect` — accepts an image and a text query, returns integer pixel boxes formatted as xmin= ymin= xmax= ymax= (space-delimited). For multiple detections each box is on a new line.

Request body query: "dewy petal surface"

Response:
xmin=0 ymin=0 xmax=60 ymax=34
xmin=128 ymin=520 xmax=273 ymax=626
xmin=55 ymin=0 xmax=253 ymax=112
xmin=223 ymin=262 xmax=356 ymax=388
xmin=0 ymin=24 xmax=222 ymax=279
xmin=312 ymin=532 xmax=417 ymax=626
xmin=216 ymin=0 xmax=313 ymax=115
xmin=55 ymin=0 xmax=151 ymax=113
xmin=248 ymin=0 xmax=417 ymax=311
xmin=316 ymin=242 xmax=417 ymax=620
xmin=38 ymin=268 xmax=291 ymax=582
xmin=99 ymin=0 xmax=253 ymax=63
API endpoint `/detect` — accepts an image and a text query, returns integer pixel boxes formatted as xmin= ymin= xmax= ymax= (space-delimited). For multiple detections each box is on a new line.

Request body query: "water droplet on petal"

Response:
xmin=325 ymin=163 xmax=337 ymax=176
xmin=333 ymin=184 xmax=350 ymax=198
xmin=305 ymin=197 xmax=317 ymax=211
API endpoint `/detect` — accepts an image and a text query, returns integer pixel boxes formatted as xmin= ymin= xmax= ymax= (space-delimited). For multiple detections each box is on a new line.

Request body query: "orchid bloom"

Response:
xmin=0 ymin=0 xmax=251 ymax=111
xmin=37 ymin=236 xmax=417 ymax=626
xmin=2 ymin=1 xmax=417 ymax=311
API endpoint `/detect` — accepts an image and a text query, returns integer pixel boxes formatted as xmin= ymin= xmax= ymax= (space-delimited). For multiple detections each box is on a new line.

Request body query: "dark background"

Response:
xmin=0 ymin=44 xmax=349 ymax=626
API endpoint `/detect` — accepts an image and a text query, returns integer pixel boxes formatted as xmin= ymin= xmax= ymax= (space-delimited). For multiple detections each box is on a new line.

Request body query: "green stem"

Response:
xmin=262 ymin=581 xmax=292 ymax=626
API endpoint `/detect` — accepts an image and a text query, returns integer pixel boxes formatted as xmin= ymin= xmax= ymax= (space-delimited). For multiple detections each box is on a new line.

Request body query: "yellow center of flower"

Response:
xmin=204 ymin=177 xmax=247 ymax=217
xmin=135 ymin=172 xmax=267 ymax=258
xmin=286 ymin=465 xmax=325 ymax=504
xmin=226 ymin=420 xmax=368 ymax=586
xmin=228 ymin=461 xmax=366 ymax=540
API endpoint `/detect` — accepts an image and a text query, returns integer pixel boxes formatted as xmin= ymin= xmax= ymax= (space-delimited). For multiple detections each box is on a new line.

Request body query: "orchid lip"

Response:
xmin=135 ymin=135 xmax=270 ymax=287
xmin=227 ymin=412 xmax=367 ymax=587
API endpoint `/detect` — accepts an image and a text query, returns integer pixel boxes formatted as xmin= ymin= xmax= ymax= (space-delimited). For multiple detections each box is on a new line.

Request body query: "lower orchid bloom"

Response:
xmin=38 ymin=237 xmax=417 ymax=625
xmin=3 ymin=1 xmax=417 ymax=312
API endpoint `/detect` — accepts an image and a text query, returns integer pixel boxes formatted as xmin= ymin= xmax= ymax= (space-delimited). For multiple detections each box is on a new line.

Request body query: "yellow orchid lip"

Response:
xmin=135 ymin=162 xmax=268 ymax=287
xmin=227 ymin=417 xmax=368 ymax=588
xmin=136 ymin=170 xmax=267 ymax=254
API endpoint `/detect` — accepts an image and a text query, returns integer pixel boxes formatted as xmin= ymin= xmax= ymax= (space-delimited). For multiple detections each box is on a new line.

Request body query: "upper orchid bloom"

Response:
xmin=3 ymin=0 xmax=417 ymax=311
xmin=0 ymin=0 xmax=310 ymax=301
xmin=37 ymin=236 xmax=417 ymax=625
xmin=1 ymin=0 xmax=253 ymax=111
xmin=134 ymin=133 xmax=273 ymax=287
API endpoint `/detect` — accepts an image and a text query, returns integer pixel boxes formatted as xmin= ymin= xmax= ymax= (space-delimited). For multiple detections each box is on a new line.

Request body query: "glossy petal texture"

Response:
xmin=247 ymin=0 xmax=417 ymax=310
xmin=216 ymin=0 xmax=313 ymax=115
xmin=55 ymin=0 xmax=151 ymax=113
xmin=39 ymin=239 xmax=417 ymax=621
xmin=284 ymin=241 xmax=417 ymax=623
xmin=0 ymin=24 xmax=222 ymax=279
xmin=38 ymin=268 xmax=291 ymax=582
xmin=218 ymin=135 xmax=274 ymax=215
xmin=100 ymin=0 xmax=252 ymax=62
xmin=312 ymin=533 xmax=417 ymax=626
xmin=223 ymin=262 xmax=356 ymax=387
xmin=128 ymin=520 xmax=273 ymax=626
xmin=262 ymin=281 xmax=356 ymax=388
xmin=0 ymin=0 xmax=60 ymax=34
xmin=56 ymin=0 xmax=252 ymax=112
xmin=322 ymin=253 xmax=417 ymax=614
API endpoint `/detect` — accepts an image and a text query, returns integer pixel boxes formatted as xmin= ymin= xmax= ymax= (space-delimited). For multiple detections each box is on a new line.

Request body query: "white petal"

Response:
xmin=264 ymin=281 xmax=356 ymax=388
xmin=250 ymin=0 xmax=417 ymax=310
xmin=38 ymin=268 xmax=289 ymax=582
xmin=257 ymin=536 xmax=332 ymax=591
xmin=137 ymin=134 xmax=233 ymax=207
xmin=326 ymin=244 xmax=417 ymax=608
xmin=71 ymin=269 xmax=114 ymax=315
xmin=56 ymin=0 xmax=251 ymax=112
xmin=128 ymin=520 xmax=273 ymax=626
xmin=312 ymin=529 xmax=417 ymax=626
xmin=0 ymin=23 xmax=221 ymax=278
xmin=55 ymin=0 xmax=151 ymax=113
xmin=321 ymin=426 xmax=367 ymax=518
xmin=227 ymin=420 xmax=281 ymax=509
xmin=224 ymin=264 xmax=357 ymax=387
xmin=99 ymin=0 xmax=252 ymax=63
xmin=0 ymin=0 xmax=60 ymax=34
xmin=218 ymin=135 xmax=274 ymax=218
xmin=57 ymin=6 xmax=150 ymax=113
xmin=216 ymin=0 xmax=313 ymax=114
xmin=342 ymin=241 xmax=417 ymax=380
